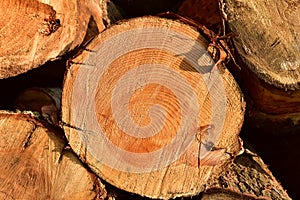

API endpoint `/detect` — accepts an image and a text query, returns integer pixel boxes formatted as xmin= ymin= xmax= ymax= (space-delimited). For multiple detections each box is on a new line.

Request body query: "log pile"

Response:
xmin=0 ymin=0 xmax=298 ymax=199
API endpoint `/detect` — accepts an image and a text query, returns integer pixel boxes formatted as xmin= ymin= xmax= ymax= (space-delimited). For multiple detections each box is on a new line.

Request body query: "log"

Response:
xmin=0 ymin=111 xmax=107 ymax=199
xmin=0 ymin=0 xmax=119 ymax=79
xmin=62 ymin=16 xmax=245 ymax=199
xmin=223 ymin=1 xmax=299 ymax=198
xmin=201 ymin=149 xmax=291 ymax=200
xmin=243 ymin=119 xmax=300 ymax=200
xmin=246 ymin=108 xmax=300 ymax=135
xmin=90 ymin=148 xmax=293 ymax=200
xmin=224 ymin=0 xmax=300 ymax=115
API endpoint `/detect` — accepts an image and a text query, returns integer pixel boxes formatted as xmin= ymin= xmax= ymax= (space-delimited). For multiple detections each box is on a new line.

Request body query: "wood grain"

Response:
xmin=225 ymin=0 xmax=300 ymax=114
xmin=0 ymin=111 xmax=105 ymax=199
xmin=62 ymin=16 xmax=245 ymax=199
xmin=0 ymin=0 xmax=107 ymax=79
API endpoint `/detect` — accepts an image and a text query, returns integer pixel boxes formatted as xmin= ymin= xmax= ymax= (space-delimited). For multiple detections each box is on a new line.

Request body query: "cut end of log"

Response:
xmin=226 ymin=0 xmax=300 ymax=90
xmin=62 ymin=16 xmax=245 ymax=199
xmin=0 ymin=0 xmax=110 ymax=79
xmin=0 ymin=111 xmax=104 ymax=199
xmin=224 ymin=0 xmax=300 ymax=115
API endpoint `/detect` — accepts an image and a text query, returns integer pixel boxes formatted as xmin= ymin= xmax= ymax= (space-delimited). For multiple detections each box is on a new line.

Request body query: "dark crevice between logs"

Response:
xmin=112 ymin=0 xmax=184 ymax=18
xmin=0 ymin=59 xmax=66 ymax=111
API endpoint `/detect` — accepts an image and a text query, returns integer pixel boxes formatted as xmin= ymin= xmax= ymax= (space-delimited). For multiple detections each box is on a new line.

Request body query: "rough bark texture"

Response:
xmin=0 ymin=111 xmax=107 ymax=199
xmin=241 ymin=111 xmax=299 ymax=198
xmin=225 ymin=0 xmax=300 ymax=114
xmin=223 ymin=2 xmax=299 ymax=197
xmin=202 ymin=149 xmax=291 ymax=200
xmin=0 ymin=0 xmax=119 ymax=79
xmin=62 ymin=16 xmax=245 ymax=199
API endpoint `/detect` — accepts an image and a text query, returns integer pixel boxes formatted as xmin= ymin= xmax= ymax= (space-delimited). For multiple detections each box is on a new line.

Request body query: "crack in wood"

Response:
xmin=67 ymin=61 xmax=96 ymax=68
xmin=60 ymin=121 xmax=97 ymax=135
xmin=23 ymin=122 xmax=37 ymax=150
xmin=270 ymin=38 xmax=281 ymax=48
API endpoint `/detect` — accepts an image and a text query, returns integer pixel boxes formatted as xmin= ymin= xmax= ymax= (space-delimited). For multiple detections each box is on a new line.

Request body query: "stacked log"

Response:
xmin=224 ymin=0 xmax=300 ymax=127
xmin=0 ymin=0 xmax=297 ymax=199
xmin=223 ymin=1 xmax=300 ymax=198
xmin=62 ymin=16 xmax=245 ymax=198
xmin=0 ymin=111 xmax=107 ymax=199
xmin=0 ymin=0 xmax=121 ymax=78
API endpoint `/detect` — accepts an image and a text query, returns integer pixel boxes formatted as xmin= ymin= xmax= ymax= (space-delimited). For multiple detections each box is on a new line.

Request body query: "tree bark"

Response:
xmin=0 ymin=0 xmax=121 ymax=79
xmin=61 ymin=16 xmax=245 ymax=199
xmin=225 ymin=0 xmax=300 ymax=115
xmin=223 ymin=1 xmax=299 ymax=198
xmin=0 ymin=111 xmax=107 ymax=199
xmin=201 ymin=149 xmax=291 ymax=200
